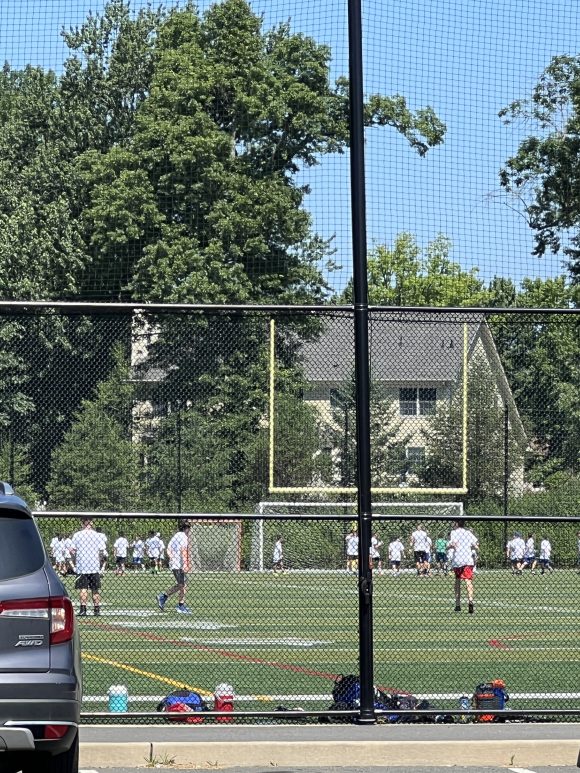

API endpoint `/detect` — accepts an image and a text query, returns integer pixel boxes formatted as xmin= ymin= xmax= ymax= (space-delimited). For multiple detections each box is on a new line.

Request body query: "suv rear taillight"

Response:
xmin=0 ymin=596 xmax=74 ymax=644
xmin=49 ymin=597 xmax=75 ymax=644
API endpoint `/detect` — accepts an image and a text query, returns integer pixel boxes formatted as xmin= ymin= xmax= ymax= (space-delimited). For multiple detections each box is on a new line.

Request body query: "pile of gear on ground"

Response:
xmin=154 ymin=677 xmax=512 ymax=724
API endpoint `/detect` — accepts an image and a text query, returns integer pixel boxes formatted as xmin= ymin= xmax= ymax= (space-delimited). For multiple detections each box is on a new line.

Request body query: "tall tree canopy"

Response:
xmin=0 ymin=0 xmax=445 ymax=499
xmin=499 ymin=55 xmax=580 ymax=283
xmin=0 ymin=0 xmax=446 ymax=304
xmin=340 ymin=233 xmax=491 ymax=306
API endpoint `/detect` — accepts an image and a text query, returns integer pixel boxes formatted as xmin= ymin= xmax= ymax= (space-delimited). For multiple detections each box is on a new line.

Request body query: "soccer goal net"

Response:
xmin=188 ymin=520 xmax=242 ymax=572
xmin=249 ymin=501 xmax=463 ymax=571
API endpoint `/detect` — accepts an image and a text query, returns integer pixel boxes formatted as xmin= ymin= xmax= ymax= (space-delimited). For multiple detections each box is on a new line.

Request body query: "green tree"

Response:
xmin=0 ymin=436 xmax=38 ymax=505
xmin=0 ymin=0 xmax=446 ymax=511
xmin=421 ymin=355 xmax=523 ymax=505
xmin=340 ymin=233 xmax=490 ymax=306
xmin=329 ymin=384 xmax=413 ymax=489
xmin=489 ymin=277 xmax=579 ymax=481
xmin=499 ymin=55 xmax=580 ymax=282
xmin=142 ymin=390 xmax=331 ymax=511
xmin=47 ymin=350 xmax=139 ymax=510
xmin=75 ymin=0 xmax=445 ymax=305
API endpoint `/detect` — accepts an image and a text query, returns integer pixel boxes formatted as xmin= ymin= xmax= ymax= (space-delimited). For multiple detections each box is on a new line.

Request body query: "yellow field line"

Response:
xmin=81 ymin=652 xmax=272 ymax=702
xmin=81 ymin=652 xmax=212 ymax=698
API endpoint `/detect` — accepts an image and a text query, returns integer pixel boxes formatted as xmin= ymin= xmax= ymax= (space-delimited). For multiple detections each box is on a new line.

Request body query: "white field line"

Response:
xmin=179 ymin=636 xmax=330 ymax=647
xmin=83 ymin=691 xmax=580 ymax=703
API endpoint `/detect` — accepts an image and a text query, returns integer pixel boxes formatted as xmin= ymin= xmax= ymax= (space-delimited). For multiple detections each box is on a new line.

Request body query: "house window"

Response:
xmin=406 ymin=446 xmax=426 ymax=471
xmin=399 ymin=387 xmax=437 ymax=416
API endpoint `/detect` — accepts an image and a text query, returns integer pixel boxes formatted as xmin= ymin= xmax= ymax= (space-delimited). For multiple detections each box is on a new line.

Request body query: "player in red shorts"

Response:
xmin=447 ymin=519 xmax=478 ymax=614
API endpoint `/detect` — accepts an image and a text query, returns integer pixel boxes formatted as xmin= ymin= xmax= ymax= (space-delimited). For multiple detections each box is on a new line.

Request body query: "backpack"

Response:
xmin=157 ymin=689 xmax=209 ymax=723
xmin=473 ymin=680 xmax=508 ymax=722
xmin=383 ymin=693 xmax=419 ymax=723
xmin=331 ymin=674 xmax=361 ymax=707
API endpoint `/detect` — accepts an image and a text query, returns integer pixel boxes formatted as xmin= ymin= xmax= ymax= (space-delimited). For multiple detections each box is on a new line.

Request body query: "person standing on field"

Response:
xmin=409 ymin=523 xmax=431 ymax=576
xmin=506 ymin=531 xmax=525 ymax=575
xmin=345 ymin=526 xmax=359 ymax=573
xmin=522 ymin=533 xmax=537 ymax=572
xmin=447 ymin=519 xmax=478 ymax=614
xmin=539 ymin=536 xmax=553 ymax=574
xmin=369 ymin=532 xmax=383 ymax=574
xmin=434 ymin=535 xmax=448 ymax=574
xmin=157 ymin=520 xmax=192 ymax=614
xmin=272 ymin=536 xmax=284 ymax=573
xmin=131 ymin=536 xmax=146 ymax=571
xmin=71 ymin=518 xmax=104 ymax=617
xmin=388 ymin=536 xmax=405 ymax=576
xmin=113 ymin=532 xmax=129 ymax=576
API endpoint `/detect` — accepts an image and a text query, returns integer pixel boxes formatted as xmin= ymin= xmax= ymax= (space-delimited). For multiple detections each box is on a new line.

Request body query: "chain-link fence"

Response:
xmin=36 ymin=511 xmax=580 ymax=723
xmin=0 ymin=304 xmax=577 ymax=722
xmin=1 ymin=306 xmax=577 ymax=511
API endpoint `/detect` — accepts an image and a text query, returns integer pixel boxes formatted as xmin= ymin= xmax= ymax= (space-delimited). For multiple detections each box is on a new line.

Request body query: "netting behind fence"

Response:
xmin=35 ymin=512 xmax=580 ymax=721
xmin=2 ymin=0 xmax=580 ymax=302
xmin=0 ymin=307 xmax=577 ymax=514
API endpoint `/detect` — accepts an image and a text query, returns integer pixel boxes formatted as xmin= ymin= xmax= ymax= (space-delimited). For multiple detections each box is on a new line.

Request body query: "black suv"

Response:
xmin=0 ymin=483 xmax=81 ymax=773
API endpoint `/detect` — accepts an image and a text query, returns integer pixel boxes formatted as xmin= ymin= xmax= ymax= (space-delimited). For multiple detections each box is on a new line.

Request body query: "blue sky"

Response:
xmin=1 ymin=0 xmax=576 ymax=294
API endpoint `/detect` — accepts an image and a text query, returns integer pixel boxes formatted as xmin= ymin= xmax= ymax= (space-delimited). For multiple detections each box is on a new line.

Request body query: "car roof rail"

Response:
xmin=0 ymin=481 xmax=15 ymax=496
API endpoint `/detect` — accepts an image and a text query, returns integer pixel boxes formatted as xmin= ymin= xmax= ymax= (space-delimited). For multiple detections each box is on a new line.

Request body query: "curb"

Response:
xmin=80 ymin=738 xmax=580 ymax=768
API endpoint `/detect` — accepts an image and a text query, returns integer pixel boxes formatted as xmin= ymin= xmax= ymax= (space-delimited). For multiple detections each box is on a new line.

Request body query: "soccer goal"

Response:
xmin=249 ymin=501 xmax=463 ymax=571
xmin=188 ymin=519 xmax=242 ymax=572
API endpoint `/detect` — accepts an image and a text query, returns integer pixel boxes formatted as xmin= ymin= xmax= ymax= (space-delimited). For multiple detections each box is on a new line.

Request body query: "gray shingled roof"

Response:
xmin=299 ymin=315 xmax=484 ymax=383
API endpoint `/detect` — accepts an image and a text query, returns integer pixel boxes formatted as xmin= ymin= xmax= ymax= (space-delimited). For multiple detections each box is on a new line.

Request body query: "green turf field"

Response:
xmin=66 ymin=568 xmax=580 ymax=716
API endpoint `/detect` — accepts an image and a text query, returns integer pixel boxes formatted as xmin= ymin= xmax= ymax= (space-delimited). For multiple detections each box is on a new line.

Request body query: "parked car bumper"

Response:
xmin=0 ymin=672 xmax=80 ymax=755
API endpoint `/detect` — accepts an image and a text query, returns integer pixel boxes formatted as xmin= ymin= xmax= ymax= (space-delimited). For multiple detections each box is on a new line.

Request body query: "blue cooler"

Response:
xmin=108 ymin=685 xmax=129 ymax=712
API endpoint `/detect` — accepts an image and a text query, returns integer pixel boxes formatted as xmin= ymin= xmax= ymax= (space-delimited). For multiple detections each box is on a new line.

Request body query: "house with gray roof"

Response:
xmin=297 ymin=312 xmax=527 ymax=493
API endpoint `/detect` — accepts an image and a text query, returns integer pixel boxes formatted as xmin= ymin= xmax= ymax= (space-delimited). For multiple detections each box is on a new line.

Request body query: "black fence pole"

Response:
xmin=176 ymin=404 xmax=183 ymax=515
xmin=348 ymin=0 xmax=375 ymax=724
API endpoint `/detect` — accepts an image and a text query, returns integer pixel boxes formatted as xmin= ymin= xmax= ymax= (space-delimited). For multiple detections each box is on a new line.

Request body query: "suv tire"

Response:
xmin=21 ymin=733 xmax=79 ymax=773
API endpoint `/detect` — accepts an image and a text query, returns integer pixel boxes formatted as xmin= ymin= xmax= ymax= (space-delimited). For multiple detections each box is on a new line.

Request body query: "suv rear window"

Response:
xmin=0 ymin=512 xmax=46 ymax=580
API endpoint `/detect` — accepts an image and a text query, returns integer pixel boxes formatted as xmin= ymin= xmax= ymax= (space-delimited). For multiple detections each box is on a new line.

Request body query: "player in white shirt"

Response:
xmin=71 ymin=518 xmax=105 ymax=616
xmin=447 ymin=519 xmax=478 ymax=614
xmin=522 ymin=533 xmax=537 ymax=573
xmin=409 ymin=524 xmax=431 ymax=576
xmin=369 ymin=533 xmax=383 ymax=574
xmin=155 ymin=533 xmax=166 ymax=568
xmin=131 ymin=536 xmax=146 ymax=571
xmin=539 ymin=536 xmax=553 ymax=574
xmin=146 ymin=530 xmax=164 ymax=573
xmin=345 ymin=528 xmax=359 ymax=573
xmin=49 ymin=534 xmax=61 ymax=569
xmin=506 ymin=531 xmax=526 ymax=575
xmin=113 ymin=532 xmax=130 ymax=576
xmin=96 ymin=528 xmax=108 ymax=574
xmin=388 ymin=537 xmax=405 ymax=576
xmin=53 ymin=535 xmax=67 ymax=575
xmin=273 ymin=536 xmax=284 ymax=573
xmin=63 ymin=534 xmax=75 ymax=575
xmin=157 ymin=521 xmax=192 ymax=614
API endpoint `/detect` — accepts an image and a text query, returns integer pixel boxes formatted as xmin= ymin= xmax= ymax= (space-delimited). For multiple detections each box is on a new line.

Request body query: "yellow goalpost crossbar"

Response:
xmin=268 ymin=318 xmax=468 ymax=495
